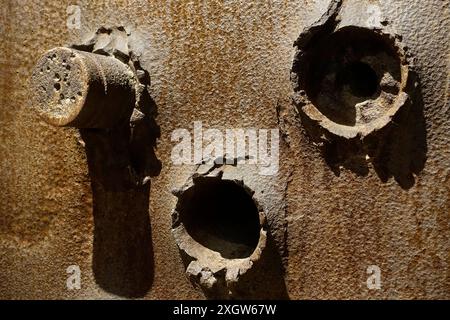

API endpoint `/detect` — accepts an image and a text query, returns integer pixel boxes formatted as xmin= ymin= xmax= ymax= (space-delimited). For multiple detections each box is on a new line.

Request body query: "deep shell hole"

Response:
xmin=295 ymin=26 xmax=401 ymax=126
xmin=300 ymin=27 xmax=400 ymax=99
xmin=178 ymin=178 xmax=261 ymax=259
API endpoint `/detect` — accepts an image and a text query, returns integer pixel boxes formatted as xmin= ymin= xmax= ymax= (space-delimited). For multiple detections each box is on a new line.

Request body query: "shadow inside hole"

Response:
xmin=335 ymin=61 xmax=379 ymax=98
xmin=176 ymin=176 xmax=289 ymax=299
xmin=179 ymin=178 xmax=260 ymax=259
xmin=299 ymin=26 xmax=400 ymax=126
xmin=80 ymin=88 xmax=161 ymax=298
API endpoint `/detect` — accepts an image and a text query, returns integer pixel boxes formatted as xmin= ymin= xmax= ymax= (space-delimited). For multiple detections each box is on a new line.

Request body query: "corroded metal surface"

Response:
xmin=0 ymin=0 xmax=448 ymax=299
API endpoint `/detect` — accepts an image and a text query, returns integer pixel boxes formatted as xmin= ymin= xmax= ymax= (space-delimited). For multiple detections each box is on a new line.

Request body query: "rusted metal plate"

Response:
xmin=0 ymin=0 xmax=448 ymax=299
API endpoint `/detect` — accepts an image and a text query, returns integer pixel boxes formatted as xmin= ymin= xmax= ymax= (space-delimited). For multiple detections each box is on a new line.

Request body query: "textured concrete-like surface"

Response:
xmin=0 ymin=0 xmax=448 ymax=299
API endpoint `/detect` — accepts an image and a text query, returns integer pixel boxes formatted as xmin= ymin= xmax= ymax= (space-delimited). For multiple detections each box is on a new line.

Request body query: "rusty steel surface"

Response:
xmin=0 ymin=0 xmax=449 ymax=299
